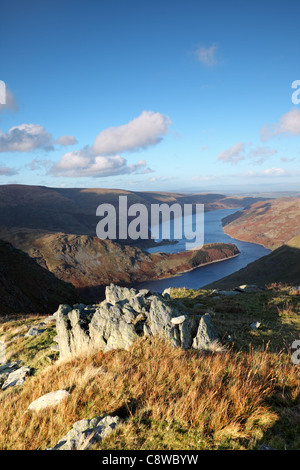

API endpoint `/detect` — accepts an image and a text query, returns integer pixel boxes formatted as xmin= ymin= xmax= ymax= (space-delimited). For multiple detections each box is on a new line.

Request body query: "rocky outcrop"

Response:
xmin=54 ymin=284 xmax=221 ymax=359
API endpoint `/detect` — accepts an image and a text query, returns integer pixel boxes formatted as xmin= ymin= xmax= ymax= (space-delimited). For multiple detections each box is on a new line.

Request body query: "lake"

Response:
xmin=136 ymin=208 xmax=270 ymax=292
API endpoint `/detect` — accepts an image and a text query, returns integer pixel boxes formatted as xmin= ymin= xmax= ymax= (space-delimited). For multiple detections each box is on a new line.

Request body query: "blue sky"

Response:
xmin=0 ymin=0 xmax=300 ymax=192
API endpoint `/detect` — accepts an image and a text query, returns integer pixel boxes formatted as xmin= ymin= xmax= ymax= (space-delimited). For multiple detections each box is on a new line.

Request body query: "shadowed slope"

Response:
xmin=0 ymin=239 xmax=82 ymax=315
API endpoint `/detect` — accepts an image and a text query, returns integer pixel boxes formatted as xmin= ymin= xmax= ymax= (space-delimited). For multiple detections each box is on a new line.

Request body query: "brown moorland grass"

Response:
xmin=0 ymin=337 xmax=299 ymax=450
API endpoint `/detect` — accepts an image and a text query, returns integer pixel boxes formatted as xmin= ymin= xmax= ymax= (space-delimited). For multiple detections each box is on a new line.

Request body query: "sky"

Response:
xmin=0 ymin=0 xmax=300 ymax=193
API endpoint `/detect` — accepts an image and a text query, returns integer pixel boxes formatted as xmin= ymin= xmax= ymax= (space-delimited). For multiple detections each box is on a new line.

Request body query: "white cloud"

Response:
xmin=0 ymin=124 xmax=54 ymax=152
xmin=92 ymin=110 xmax=171 ymax=155
xmin=0 ymin=124 xmax=80 ymax=153
xmin=195 ymin=44 xmax=218 ymax=67
xmin=260 ymin=108 xmax=300 ymax=141
xmin=56 ymin=135 xmax=77 ymax=146
xmin=0 ymin=87 xmax=18 ymax=113
xmin=218 ymin=142 xmax=245 ymax=164
xmin=49 ymin=148 xmax=152 ymax=178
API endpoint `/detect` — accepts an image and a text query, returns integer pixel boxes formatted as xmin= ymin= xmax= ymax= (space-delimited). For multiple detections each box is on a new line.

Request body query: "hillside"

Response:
xmin=204 ymin=234 xmax=300 ymax=290
xmin=0 ymin=184 xmax=266 ymax=243
xmin=0 ymin=284 xmax=299 ymax=450
xmin=222 ymin=197 xmax=300 ymax=250
xmin=0 ymin=227 xmax=239 ymax=301
xmin=0 ymin=240 xmax=81 ymax=315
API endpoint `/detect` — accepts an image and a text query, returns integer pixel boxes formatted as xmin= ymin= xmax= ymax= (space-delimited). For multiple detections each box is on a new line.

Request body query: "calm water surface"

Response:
xmin=136 ymin=208 xmax=270 ymax=292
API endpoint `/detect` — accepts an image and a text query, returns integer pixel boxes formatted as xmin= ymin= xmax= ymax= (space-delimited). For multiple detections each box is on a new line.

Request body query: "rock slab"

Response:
xmin=48 ymin=415 xmax=121 ymax=450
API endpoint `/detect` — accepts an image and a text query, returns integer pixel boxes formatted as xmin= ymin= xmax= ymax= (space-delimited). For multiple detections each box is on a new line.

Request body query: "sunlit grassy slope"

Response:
xmin=0 ymin=285 xmax=299 ymax=450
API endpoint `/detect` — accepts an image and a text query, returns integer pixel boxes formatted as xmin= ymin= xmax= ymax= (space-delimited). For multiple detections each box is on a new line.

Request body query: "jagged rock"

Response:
xmin=105 ymin=284 xmax=138 ymax=305
xmin=192 ymin=313 xmax=220 ymax=351
xmin=2 ymin=365 xmax=31 ymax=390
xmin=28 ymin=390 xmax=70 ymax=412
xmin=48 ymin=415 xmax=121 ymax=450
xmin=0 ymin=361 xmax=21 ymax=387
xmin=147 ymin=296 xmax=181 ymax=347
xmin=55 ymin=284 xmax=222 ymax=358
xmin=179 ymin=316 xmax=199 ymax=350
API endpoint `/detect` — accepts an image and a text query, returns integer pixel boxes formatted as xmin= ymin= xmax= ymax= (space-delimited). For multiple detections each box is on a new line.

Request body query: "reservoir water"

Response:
xmin=136 ymin=208 xmax=270 ymax=292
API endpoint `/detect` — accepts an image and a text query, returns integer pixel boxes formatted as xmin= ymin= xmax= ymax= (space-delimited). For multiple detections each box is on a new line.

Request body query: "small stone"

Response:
xmin=170 ymin=315 xmax=186 ymax=325
xmin=28 ymin=390 xmax=70 ymax=412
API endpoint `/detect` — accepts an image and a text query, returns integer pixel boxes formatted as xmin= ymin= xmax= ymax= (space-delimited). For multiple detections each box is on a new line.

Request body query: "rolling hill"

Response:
xmin=0 ymin=227 xmax=239 ymax=301
xmin=0 ymin=184 xmax=266 ymax=242
xmin=222 ymin=197 xmax=300 ymax=250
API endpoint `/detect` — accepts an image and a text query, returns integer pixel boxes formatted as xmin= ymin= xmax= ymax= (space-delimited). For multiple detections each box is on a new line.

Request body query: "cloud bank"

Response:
xmin=51 ymin=110 xmax=171 ymax=177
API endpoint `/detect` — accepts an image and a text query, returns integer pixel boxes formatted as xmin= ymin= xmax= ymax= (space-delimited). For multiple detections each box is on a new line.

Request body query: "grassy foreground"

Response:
xmin=0 ymin=285 xmax=299 ymax=450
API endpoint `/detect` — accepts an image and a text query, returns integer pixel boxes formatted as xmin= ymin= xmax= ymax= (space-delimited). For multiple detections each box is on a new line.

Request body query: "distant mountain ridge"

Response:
xmin=0 ymin=184 xmax=267 ymax=242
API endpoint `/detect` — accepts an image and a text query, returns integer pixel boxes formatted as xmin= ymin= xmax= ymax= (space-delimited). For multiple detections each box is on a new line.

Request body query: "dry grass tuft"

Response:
xmin=0 ymin=337 xmax=299 ymax=450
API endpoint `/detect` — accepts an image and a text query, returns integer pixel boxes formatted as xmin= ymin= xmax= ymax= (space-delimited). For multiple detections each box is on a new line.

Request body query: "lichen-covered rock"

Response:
xmin=89 ymin=303 xmax=139 ymax=352
xmin=54 ymin=284 xmax=222 ymax=359
xmin=1 ymin=365 xmax=31 ymax=390
xmin=192 ymin=313 xmax=220 ymax=351
xmin=48 ymin=415 xmax=121 ymax=450
xmin=0 ymin=361 xmax=21 ymax=387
